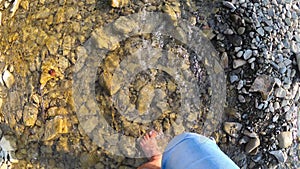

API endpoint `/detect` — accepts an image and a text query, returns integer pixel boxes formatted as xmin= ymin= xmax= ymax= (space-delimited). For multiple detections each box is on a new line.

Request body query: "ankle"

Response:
xmin=150 ymin=154 xmax=162 ymax=161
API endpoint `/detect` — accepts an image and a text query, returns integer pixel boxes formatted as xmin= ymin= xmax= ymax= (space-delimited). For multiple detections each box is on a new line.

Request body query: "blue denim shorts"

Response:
xmin=161 ymin=133 xmax=240 ymax=169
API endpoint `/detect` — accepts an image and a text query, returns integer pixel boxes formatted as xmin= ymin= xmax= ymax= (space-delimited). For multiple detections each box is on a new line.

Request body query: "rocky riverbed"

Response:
xmin=0 ymin=0 xmax=299 ymax=168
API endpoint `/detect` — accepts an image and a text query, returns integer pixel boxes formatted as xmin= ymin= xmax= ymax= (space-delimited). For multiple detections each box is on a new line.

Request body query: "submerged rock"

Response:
xmin=137 ymin=84 xmax=155 ymax=115
xmin=23 ymin=104 xmax=39 ymax=127
xmin=111 ymin=0 xmax=129 ymax=8
xmin=39 ymin=58 xmax=64 ymax=89
xmin=2 ymin=70 xmax=15 ymax=89
xmin=45 ymin=36 xmax=60 ymax=55
xmin=44 ymin=116 xmax=69 ymax=141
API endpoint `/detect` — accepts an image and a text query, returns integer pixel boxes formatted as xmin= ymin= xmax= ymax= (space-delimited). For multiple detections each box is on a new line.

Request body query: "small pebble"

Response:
xmin=243 ymin=49 xmax=253 ymax=60
xmin=238 ymin=95 xmax=246 ymax=103
xmin=230 ymin=75 xmax=239 ymax=83
xmin=275 ymin=87 xmax=287 ymax=98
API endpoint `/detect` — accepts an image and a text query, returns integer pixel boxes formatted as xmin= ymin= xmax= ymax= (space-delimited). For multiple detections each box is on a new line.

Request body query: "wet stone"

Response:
xmin=23 ymin=104 xmax=39 ymax=127
xmin=111 ymin=0 xmax=129 ymax=8
xmin=113 ymin=16 xmax=138 ymax=34
xmin=137 ymin=84 xmax=155 ymax=115
xmin=44 ymin=116 xmax=69 ymax=141
xmin=92 ymin=27 xmax=120 ymax=51
xmin=45 ymin=36 xmax=60 ymax=55
xmin=2 ymin=70 xmax=15 ymax=89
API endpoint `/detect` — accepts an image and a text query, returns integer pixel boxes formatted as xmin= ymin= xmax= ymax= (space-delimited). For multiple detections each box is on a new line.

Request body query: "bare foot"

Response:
xmin=140 ymin=130 xmax=162 ymax=158
xmin=138 ymin=130 xmax=162 ymax=169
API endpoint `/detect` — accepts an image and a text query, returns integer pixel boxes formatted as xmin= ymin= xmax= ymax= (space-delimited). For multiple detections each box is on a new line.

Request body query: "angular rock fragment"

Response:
xmin=275 ymin=87 xmax=287 ymax=98
xmin=23 ymin=103 xmax=39 ymax=127
xmin=10 ymin=0 xmax=21 ymax=17
xmin=245 ymin=137 xmax=260 ymax=154
xmin=2 ymin=70 xmax=15 ymax=89
xmin=137 ymin=84 xmax=155 ymax=115
xmin=249 ymin=75 xmax=275 ymax=100
xmin=277 ymin=131 xmax=293 ymax=148
xmin=223 ymin=122 xmax=242 ymax=138
xmin=0 ymin=135 xmax=16 ymax=152
xmin=223 ymin=1 xmax=236 ymax=12
xmin=269 ymin=150 xmax=287 ymax=163
xmin=111 ymin=0 xmax=129 ymax=8
xmin=233 ymin=59 xmax=247 ymax=69
xmin=44 ymin=116 xmax=69 ymax=141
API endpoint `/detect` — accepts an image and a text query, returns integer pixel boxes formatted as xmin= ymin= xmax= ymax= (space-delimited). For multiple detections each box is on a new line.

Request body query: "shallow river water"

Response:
xmin=0 ymin=0 xmax=299 ymax=169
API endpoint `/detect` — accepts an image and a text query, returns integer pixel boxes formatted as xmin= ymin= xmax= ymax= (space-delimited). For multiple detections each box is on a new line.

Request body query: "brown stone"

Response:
xmin=249 ymin=75 xmax=275 ymax=100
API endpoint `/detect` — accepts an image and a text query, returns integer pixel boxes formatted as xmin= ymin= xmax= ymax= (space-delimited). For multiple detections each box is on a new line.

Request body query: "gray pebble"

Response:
xmin=230 ymin=75 xmax=239 ymax=83
xmin=275 ymin=87 xmax=287 ymax=98
xmin=283 ymin=106 xmax=290 ymax=112
xmin=257 ymin=27 xmax=265 ymax=36
xmin=269 ymin=102 xmax=274 ymax=112
xmin=223 ymin=1 xmax=236 ymax=12
xmin=251 ymin=62 xmax=255 ymax=69
xmin=283 ymin=59 xmax=292 ymax=66
xmin=235 ymin=47 xmax=242 ymax=52
xmin=272 ymin=114 xmax=279 ymax=122
xmin=264 ymin=26 xmax=273 ymax=32
xmin=257 ymin=103 xmax=264 ymax=110
xmin=237 ymin=51 xmax=244 ymax=58
xmin=238 ymin=27 xmax=246 ymax=35
xmin=243 ymin=49 xmax=253 ymax=60
xmin=237 ymin=80 xmax=244 ymax=90
xmin=291 ymin=41 xmax=299 ymax=54
xmin=274 ymin=102 xmax=280 ymax=110
xmin=238 ymin=95 xmax=246 ymax=103
xmin=249 ymin=32 xmax=255 ymax=38
xmin=274 ymin=78 xmax=282 ymax=86
xmin=281 ymin=99 xmax=289 ymax=107
xmin=270 ymin=61 xmax=280 ymax=71
xmin=269 ymin=150 xmax=288 ymax=163
xmin=248 ymin=57 xmax=256 ymax=63
xmin=279 ymin=66 xmax=287 ymax=74
xmin=290 ymin=69 xmax=296 ymax=77
xmin=285 ymin=110 xmax=293 ymax=121
xmin=233 ymin=59 xmax=247 ymax=69
xmin=252 ymin=50 xmax=258 ymax=56
xmin=224 ymin=28 xmax=234 ymax=35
